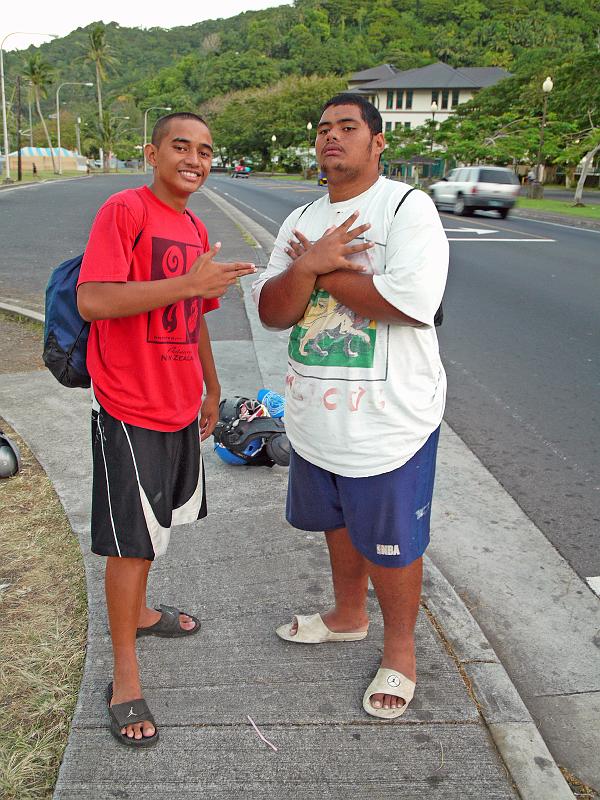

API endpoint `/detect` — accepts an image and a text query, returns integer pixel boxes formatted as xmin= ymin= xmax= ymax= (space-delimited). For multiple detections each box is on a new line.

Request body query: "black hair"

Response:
xmin=320 ymin=93 xmax=382 ymax=136
xmin=151 ymin=112 xmax=209 ymax=146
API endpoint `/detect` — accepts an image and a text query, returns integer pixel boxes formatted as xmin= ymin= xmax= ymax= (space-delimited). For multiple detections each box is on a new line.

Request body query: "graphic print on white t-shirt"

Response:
xmin=288 ymin=245 xmax=390 ymax=381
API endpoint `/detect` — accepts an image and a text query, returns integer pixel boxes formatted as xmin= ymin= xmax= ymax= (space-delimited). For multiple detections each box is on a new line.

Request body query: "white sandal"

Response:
xmin=362 ymin=667 xmax=416 ymax=719
xmin=276 ymin=613 xmax=368 ymax=644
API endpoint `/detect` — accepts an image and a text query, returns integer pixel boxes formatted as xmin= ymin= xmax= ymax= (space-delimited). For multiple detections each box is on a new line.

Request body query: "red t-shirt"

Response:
xmin=78 ymin=185 xmax=219 ymax=431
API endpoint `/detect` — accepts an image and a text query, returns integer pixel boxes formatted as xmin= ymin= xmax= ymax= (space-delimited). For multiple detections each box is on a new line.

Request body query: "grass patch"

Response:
xmin=261 ymin=173 xmax=306 ymax=181
xmin=234 ymin=221 xmax=259 ymax=248
xmin=0 ymin=420 xmax=87 ymax=800
xmin=1 ymin=170 xmax=83 ymax=186
xmin=0 ymin=309 xmax=43 ymax=334
xmin=516 ymin=197 xmax=600 ymax=220
xmin=1 ymin=169 xmax=140 ymax=187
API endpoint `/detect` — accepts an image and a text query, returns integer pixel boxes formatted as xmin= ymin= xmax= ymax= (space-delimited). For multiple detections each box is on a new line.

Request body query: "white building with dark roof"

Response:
xmin=349 ymin=62 xmax=510 ymax=132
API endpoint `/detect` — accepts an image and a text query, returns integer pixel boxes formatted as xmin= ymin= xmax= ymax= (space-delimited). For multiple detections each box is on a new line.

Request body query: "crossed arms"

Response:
xmin=257 ymin=212 xmax=423 ymax=330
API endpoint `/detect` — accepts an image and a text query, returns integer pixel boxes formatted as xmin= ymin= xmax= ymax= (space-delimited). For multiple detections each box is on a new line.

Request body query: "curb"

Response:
xmin=0 ymin=301 xmax=45 ymax=323
xmin=205 ymin=187 xmax=576 ymax=800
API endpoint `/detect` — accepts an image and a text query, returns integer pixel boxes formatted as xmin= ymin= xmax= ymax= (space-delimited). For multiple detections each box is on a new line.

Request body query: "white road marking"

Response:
xmin=447 ymin=238 xmax=555 ymax=243
xmin=514 ymin=216 xmax=600 ymax=234
xmin=219 ymin=191 xmax=280 ymax=226
xmin=586 ymin=577 xmax=600 ymax=597
xmin=444 ymin=228 xmax=497 ymax=235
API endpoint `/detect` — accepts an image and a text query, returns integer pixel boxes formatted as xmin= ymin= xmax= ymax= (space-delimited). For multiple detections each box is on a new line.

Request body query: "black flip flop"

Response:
xmin=136 ymin=604 xmax=201 ymax=638
xmin=105 ymin=682 xmax=159 ymax=748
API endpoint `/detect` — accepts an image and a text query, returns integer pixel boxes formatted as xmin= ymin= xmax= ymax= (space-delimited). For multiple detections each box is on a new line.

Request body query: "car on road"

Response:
xmin=430 ymin=166 xmax=520 ymax=218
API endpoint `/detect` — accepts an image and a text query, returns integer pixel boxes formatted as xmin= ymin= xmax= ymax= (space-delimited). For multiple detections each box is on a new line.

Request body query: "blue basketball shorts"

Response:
xmin=286 ymin=426 xmax=440 ymax=568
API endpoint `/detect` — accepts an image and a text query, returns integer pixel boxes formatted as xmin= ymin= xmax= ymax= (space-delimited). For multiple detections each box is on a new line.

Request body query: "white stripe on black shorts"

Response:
xmin=90 ymin=404 xmax=207 ymax=560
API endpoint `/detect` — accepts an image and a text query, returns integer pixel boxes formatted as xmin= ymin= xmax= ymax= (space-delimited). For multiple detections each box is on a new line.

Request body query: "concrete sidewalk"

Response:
xmin=0 ymin=189 xmax=574 ymax=798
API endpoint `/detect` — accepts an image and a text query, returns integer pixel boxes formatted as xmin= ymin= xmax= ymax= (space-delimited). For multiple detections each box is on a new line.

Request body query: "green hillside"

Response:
xmin=2 ymin=0 xmax=599 ymax=168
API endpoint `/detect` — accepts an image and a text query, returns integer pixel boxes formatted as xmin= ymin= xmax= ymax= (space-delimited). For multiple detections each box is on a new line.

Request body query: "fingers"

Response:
xmin=346 ymin=222 xmax=371 ymax=240
xmin=344 ymin=241 xmax=375 ymax=255
xmin=285 ymin=239 xmax=306 ymax=260
xmin=291 ymin=229 xmax=311 ymax=248
xmin=200 ymin=418 xmax=216 ymax=441
xmin=220 ymin=261 xmax=256 ymax=276
xmin=204 ymin=241 xmax=222 ymax=260
xmin=338 ymin=210 xmax=360 ymax=231
xmin=338 ymin=259 xmax=368 ymax=272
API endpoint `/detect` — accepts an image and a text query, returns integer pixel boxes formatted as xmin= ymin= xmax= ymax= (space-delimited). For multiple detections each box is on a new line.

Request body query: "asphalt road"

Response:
xmin=207 ymin=175 xmax=600 ymax=583
xmin=0 ymin=173 xmax=598 ymax=582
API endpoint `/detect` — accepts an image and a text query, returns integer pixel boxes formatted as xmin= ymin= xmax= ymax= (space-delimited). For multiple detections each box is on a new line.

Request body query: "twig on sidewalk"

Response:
xmin=435 ymin=740 xmax=445 ymax=772
xmin=247 ymin=715 xmax=278 ymax=752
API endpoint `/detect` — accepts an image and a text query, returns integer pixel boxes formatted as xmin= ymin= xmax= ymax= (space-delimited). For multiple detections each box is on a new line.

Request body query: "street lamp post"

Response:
xmin=430 ymin=101 xmax=438 ymax=153
xmin=534 ymin=76 xmax=553 ymax=198
xmin=143 ymin=106 xmax=171 ymax=173
xmin=56 ymin=81 xmax=94 ymax=174
xmin=305 ymin=121 xmax=313 ymax=178
xmin=271 ymin=134 xmax=276 ymax=172
xmin=1 ymin=31 xmax=57 ymax=182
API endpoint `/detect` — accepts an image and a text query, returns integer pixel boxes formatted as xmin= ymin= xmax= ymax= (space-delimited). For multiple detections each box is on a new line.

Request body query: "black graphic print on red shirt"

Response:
xmin=147 ymin=236 xmax=202 ymax=345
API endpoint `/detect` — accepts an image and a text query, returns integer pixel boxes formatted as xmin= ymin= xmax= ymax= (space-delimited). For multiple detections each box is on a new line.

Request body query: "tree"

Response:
xmin=204 ymin=75 xmax=345 ymax=167
xmin=560 ymin=124 xmax=600 ymax=204
xmin=22 ymin=54 xmax=57 ymax=173
xmin=93 ymin=111 xmax=130 ymax=169
xmin=573 ymin=137 xmax=600 ymax=205
xmin=82 ymin=25 xmax=117 ymax=170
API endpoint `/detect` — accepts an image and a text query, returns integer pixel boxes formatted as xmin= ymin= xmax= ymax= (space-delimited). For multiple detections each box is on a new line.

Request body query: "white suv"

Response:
xmin=430 ymin=166 xmax=520 ymax=219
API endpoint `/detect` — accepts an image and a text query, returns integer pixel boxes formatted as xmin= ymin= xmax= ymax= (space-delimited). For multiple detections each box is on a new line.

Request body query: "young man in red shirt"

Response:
xmin=77 ymin=112 xmax=256 ymax=747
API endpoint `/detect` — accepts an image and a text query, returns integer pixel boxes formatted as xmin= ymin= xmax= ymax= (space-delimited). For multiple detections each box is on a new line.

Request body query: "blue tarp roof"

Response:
xmin=8 ymin=147 xmax=81 ymax=157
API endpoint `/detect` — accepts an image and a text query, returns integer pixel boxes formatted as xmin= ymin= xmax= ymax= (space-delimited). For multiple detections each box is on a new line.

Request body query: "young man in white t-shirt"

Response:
xmin=252 ymin=94 xmax=448 ymax=718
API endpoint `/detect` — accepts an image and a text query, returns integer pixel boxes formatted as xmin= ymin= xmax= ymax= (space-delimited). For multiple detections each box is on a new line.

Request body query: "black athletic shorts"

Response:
xmin=90 ymin=403 xmax=207 ymax=560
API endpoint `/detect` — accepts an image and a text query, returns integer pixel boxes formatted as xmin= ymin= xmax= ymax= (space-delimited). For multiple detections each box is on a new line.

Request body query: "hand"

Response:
xmin=186 ymin=242 xmax=256 ymax=299
xmin=286 ymin=212 xmax=374 ymax=277
xmin=200 ymin=388 xmax=220 ymax=441
xmin=286 ymin=226 xmax=334 ymax=262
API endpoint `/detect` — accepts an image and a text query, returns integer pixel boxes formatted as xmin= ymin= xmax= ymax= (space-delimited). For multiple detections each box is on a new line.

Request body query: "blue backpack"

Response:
xmin=43 ymin=228 xmax=144 ymax=389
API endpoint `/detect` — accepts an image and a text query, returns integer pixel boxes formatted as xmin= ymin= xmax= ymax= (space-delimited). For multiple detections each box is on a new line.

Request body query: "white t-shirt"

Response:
xmin=252 ymin=177 xmax=449 ymax=477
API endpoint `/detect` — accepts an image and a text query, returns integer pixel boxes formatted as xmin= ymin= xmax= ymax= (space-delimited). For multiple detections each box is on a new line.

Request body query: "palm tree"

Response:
xmin=94 ymin=112 xmax=128 ymax=171
xmin=82 ymin=25 xmax=117 ymax=170
xmin=22 ymin=53 xmax=57 ymax=174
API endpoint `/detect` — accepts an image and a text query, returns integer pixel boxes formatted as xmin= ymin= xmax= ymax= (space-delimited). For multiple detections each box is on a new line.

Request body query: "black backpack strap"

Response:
xmin=185 ymin=209 xmax=202 ymax=236
xmin=297 ymin=200 xmax=315 ymax=220
xmin=392 ymin=187 xmax=443 ymax=327
xmin=393 ymin=187 xmax=416 ymax=217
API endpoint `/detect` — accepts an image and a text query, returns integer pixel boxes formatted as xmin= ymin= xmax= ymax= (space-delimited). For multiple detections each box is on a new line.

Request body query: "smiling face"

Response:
xmin=145 ymin=117 xmax=213 ymax=209
xmin=316 ymin=103 xmax=385 ymax=184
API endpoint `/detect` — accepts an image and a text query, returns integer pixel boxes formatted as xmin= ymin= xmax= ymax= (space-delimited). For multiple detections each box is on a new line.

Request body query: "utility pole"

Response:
xmin=16 ymin=75 xmax=22 ymax=181
xmin=75 ymin=116 xmax=81 ymax=154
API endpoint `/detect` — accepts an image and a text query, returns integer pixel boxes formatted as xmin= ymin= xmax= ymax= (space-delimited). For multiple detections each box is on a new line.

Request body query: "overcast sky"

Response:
xmin=1 ymin=0 xmax=293 ymax=50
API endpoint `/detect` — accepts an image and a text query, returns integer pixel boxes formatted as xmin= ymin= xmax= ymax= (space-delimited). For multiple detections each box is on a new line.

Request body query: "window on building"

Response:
xmin=431 ymin=90 xmax=439 ymax=105
xmin=405 ymin=90 xmax=413 ymax=109
xmin=451 ymin=89 xmax=459 ymax=107
xmin=441 ymin=89 xmax=449 ymax=110
xmin=404 ymin=121 xmax=411 ymax=130
xmin=396 ymin=90 xmax=403 ymax=109
xmin=386 ymin=91 xmax=394 ymax=109
xmin=385 ymin=121 xmax=392 ymax=132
